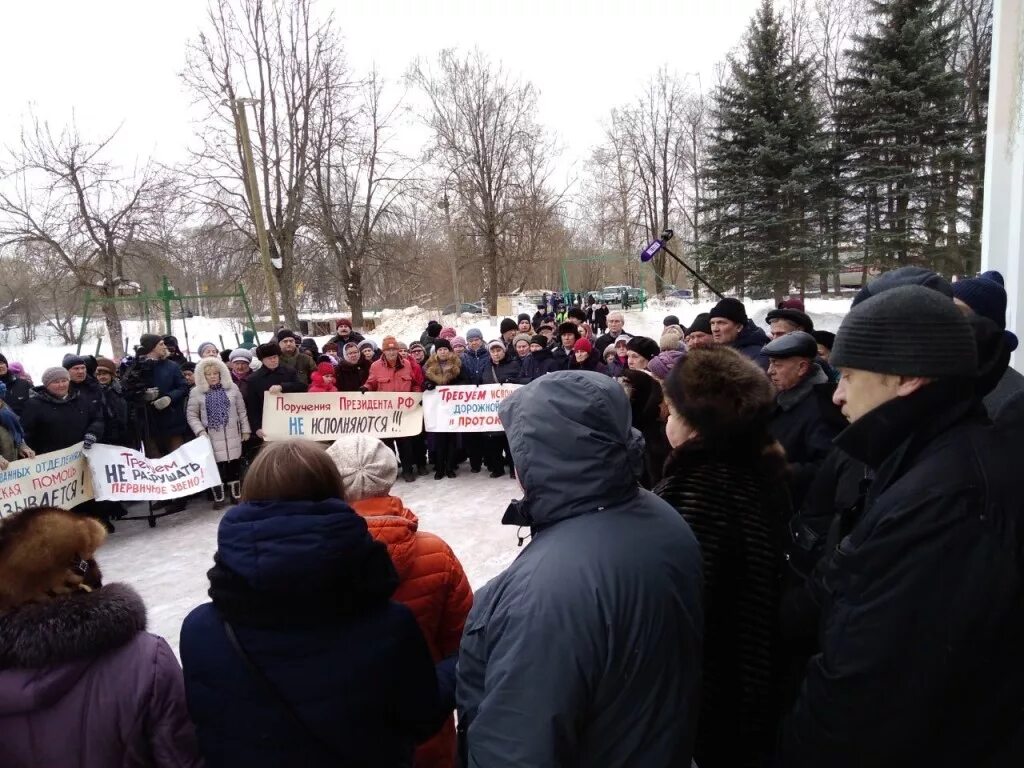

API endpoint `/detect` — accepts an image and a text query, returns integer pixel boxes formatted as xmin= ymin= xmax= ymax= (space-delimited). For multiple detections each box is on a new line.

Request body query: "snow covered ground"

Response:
xmin=101 ymin=472 xmax=523 ymax=657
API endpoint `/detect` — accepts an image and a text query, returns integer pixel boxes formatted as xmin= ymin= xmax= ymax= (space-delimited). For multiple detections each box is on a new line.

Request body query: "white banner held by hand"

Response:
xmin=422 ymin=384 xmax=522 ymax=433
xmin=0 ymin=442 xmax=94 ymax=518
xmin=86 ymin=436 xmax=221 ymax=501
xmin=262 ymin=392 xmax=423 ymax=441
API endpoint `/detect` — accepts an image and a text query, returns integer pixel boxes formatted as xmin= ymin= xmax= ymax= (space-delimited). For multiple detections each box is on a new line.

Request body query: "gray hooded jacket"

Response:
xmin=456 ymin=370 xmax=704 ymax=767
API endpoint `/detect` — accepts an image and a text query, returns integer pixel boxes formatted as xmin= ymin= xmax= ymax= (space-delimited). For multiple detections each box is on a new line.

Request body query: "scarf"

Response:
xmin=205 ymin=384 xmax=231 ymax=430
xmin=0 ymin=402 xmax=25 ymax=447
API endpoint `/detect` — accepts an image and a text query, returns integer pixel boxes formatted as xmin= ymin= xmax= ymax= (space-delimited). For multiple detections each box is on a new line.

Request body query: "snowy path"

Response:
xmin=100 ymin=473 xmax=523 ymax=656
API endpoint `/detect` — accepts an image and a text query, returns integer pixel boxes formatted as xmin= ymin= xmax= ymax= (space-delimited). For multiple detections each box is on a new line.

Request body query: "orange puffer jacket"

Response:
xmin=350 ymin=496 xmax=472 ymax=768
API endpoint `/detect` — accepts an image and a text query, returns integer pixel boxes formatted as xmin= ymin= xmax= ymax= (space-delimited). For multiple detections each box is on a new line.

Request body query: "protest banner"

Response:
xmin=423 ymin=383 xmax=522 ymax=433
xmin=262 ymin=392 xmax=423 ymax=441
xmin=86 ymin=436 xmax=221 ymax=501
xmin=0 ymin=442 xmax=93 ymax=518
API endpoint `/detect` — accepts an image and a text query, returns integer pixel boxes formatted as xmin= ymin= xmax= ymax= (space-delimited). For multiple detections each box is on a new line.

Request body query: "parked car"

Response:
xmin=666 ymin=288 xmax=693 ymax=299
xmin=442 ymin=302 xmax=485 ymax=315
xmin=599 ymin=285 xmax=632 ymax=303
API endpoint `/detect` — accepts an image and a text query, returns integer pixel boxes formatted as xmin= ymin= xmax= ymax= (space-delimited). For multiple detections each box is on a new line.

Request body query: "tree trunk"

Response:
xmin=102 ymin=299 xmax=125 ymax=359
xmin=274 ymin=237 xmax=301 ymax=330
xmin=347 ymin=267 xmax=365 ymax=327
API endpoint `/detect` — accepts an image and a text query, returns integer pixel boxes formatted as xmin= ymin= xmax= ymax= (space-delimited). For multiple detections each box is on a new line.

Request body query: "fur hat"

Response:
xmin=812 ymin=330 xmax=836 ymax=351
xmin=194 ymin=357 xmax=232 ymax=392
xmin=229 ymin=348 xmax=254 ymax=363
xmin=500 ymin=318 xmax=517 ymax=334
xmin=275 ymin=329 xmax=300 ymax=344
xmin=256 ymin=342 xmax=281 ymax=360
xmin=626 ymin=336 xmax=660 ymax=361
xmin=433 ymin=338 xmax=452 ymax=352
xmin=557 ymin=322 xmax=581 ymax=340
xmin=336 ymin=317 xmax=353 ymax=330
xmin=326 ymin=435 xmax=398 ymax=503
xmin=94 ymin=357 xmax=118 ymax=376
xmin=517 ymin=313 xmax=531 ymax=323
xmin=0 ymin=506 xmax=107 ymax=610
xmin=530 ymin=335 xmax=548 ymax=347
xmin=42 ymin=366 xmax=70 ymax=386
xmin=567 ymin=308 xmax=587 ymax=323
xmin=137 ymin=333 xmax=162 ymax=356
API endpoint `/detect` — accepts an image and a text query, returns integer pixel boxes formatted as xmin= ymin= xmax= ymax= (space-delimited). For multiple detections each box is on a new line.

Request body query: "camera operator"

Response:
xmin=124 ymin=335 xmax=192 ymax=459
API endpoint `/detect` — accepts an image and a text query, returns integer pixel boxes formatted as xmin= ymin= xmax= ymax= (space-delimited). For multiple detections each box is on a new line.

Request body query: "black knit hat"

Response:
xmin=62 ymin=353 xmax=88 ymax=370
xmin=500 ymin=318 xmax=518 ymax=334
xmin=626 ymin=336 xmax=661 ymax=361
xmin=766 ymin=308 xmax=814 ymax=333
xmin=180 ymin=361 xmax=197 ymax=373
xmin=517 ymin=313 xmax=531 ymax=323
xmin=530 ymin=335 xmax=548 ymax=347
xmin=663 ymin=314 xmax=680 ymax=327
xmin=688 ymin=313 xmax=712 ymax=336
xmin=275 ymin=329 xmax=299 ymax=343
xmin=567 ymin=308 xmax=587 ymax=323
xmin=162 ymin=335 xmax=179 ymax=348
xmin=426 ymin=320 xmax=443 ymax=337
xmin=710 ymin=297 xmax=747 ymax=325
xmin=433 ymin=338 xmax=452 ymax=352
xmin=256 ymin=342 xmax=282 ymax=360
xmin=812 ymin=330 xmax=836 ymax=351
xmin=137 ymin=334 xmax=162 ymax=355
xmin=831 ymin=285 xmax=977 ymax=378
xmin=557 ymin=322 xmax=581 ymax=339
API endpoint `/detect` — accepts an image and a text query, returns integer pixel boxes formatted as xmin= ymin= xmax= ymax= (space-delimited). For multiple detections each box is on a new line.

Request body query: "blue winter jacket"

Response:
xmin=733 ymin=322 xmax=771 ymax=371
xmin=149 ymin=358 xmax=191 ymax=437
xmin=180 ymin=498 xmax=451 ymax=768
xmin=460 ymin=347 xmax=491 ymax=385
xmin=516 ymin=347 xmax=560 ymax=383
xmin=457 ymin=371 xmax=704 ymax=767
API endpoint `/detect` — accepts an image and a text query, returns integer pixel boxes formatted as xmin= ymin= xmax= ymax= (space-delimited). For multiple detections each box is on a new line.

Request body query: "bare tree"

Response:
xmin=183 ymin=0 xmax=341 ymax=328
xmin=410 ymin=49 xmax=551 ymax=314
xmin=309 ymin=67 xmax=416 ymax=325
xmin=0 ymin=120 xmax=173 ymax=357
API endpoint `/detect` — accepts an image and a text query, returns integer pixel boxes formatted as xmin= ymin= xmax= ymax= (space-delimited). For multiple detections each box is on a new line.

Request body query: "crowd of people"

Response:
xmin=2 ymin=266 xmax=1024 ymax=767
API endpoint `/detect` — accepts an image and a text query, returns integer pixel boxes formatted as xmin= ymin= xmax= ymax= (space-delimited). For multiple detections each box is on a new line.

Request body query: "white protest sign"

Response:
xmin=0 ymin=443 xmax=94 ymax=517
xmin=262 ymin=392 xmax=423 ymax=441
xmin=86 ymin=436 xmax=221 ymax=501
xmin=422 ymin=384 xmax=522 ymax=433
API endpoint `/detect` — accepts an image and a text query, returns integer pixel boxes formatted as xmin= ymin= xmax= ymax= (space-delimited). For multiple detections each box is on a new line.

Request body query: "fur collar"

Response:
xmin=0 ymin=583 xmax=146 ymax=668
xmin=424 ymin=354 xmax=462 ymax=384
xmin=194 ymin=357 xmax=234 ymax=393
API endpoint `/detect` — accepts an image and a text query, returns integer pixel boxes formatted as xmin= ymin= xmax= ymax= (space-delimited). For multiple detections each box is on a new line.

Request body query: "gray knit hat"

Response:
xmin=229 ymin=348 xmax=254 ymax=363
xmin=326 ymin=435 xmax=398 ymax=502
xmin=831 ymin=285 xmax=977 ymax=378
xmin=42 ymin=366 xmax=70 ymax=386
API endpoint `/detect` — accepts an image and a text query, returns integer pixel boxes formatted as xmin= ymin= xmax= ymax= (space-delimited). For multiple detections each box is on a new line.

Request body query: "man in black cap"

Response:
xmin=763 ymin=331 xmax=843 ymax=507
xmin=782 ymin=285 xmax=1024 ymax=767
xmin=765 ymin=307 xmax=814 ymax=339
xmin=552 ymin=322 xmax=582 ymax=370
xmin=684 ymin=313 xmax=714 ymax=350
xmin=161 ymin=335 xmax=187 ymax=365
xmin=499 ymin=318 xmax=518 ymax=357
xmin=709 ymin=298 xmax=770 ymax=369
xmin=244 ymin=342 xmax=307 ymax=440
xmin=274 ymin=329 xmax=315 ymax=386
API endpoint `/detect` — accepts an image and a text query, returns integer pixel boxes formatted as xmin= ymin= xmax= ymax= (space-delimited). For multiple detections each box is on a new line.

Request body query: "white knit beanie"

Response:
xmin=325 ymin=435 xmax=399 ymax=502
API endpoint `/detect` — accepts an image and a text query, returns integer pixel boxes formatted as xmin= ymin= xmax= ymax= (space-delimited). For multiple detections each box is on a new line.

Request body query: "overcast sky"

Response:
xmin=0 ymin=0 xmax=762 ymax=179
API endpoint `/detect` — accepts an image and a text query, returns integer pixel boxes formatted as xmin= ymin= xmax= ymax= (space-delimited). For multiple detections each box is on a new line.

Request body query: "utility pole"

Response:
xmin=228 ymin=98 xmax=280 ymax=326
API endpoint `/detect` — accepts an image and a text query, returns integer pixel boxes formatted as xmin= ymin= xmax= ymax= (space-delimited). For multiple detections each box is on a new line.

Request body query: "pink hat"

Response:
xmin=439 ymin=327 xmax=457 ymax=340
xmin=451 ymin=336 xmax=467 ymax=348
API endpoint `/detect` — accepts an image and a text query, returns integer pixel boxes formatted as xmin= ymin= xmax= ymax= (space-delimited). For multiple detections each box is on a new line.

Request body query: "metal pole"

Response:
xmin=662 ymin=244 xmax=726 ymax=300
xmin=162 ymin=276 xmax=173 ymax=335
xmin=76 ymin=292 xmax=92 ymax=355
xmin=239 ymin=286 xmax=260 ymax=344
xmin=231 ymin=99 xmax=280 ymax=326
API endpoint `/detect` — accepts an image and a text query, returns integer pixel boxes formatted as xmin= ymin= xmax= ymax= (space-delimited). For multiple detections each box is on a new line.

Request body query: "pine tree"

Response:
xmin=837 ymin=0 xmax=967 ymax=272
xmin=702 ymin=0 xmax=827 ymax=299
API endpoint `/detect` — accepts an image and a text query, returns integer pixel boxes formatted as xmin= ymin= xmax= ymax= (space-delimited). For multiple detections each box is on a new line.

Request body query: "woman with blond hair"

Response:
xmin=186 ymin=356 xmax=249 ymax=507
xmin=180 ymin=440 xmax=452 ymax=768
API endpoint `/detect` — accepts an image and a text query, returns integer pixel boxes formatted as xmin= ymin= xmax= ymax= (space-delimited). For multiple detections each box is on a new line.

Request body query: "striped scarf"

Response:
xmin=205 ymin=384 xmax=230 ymax=430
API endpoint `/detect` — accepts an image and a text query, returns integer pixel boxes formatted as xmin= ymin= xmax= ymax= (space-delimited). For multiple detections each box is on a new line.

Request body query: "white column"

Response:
xmin=982 ymin=0 xmax=1024 ymax=370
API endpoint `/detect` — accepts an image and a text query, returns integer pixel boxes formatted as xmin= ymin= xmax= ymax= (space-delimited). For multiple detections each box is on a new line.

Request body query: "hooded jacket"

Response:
xmin=180 ymin=497 xmax=452 ymax=768
xmin=352 ymin=496 xmax=473 ymax=768
xmin=516 ymin=346 xmax=560 ymax=383
xmin=186 ymin=358 xmax=250 ymax=463
xmin=731 ymin=322 xmax=771 ymax=369
xmin=20 ymin=386 xmax=104 ymax=454
xmin=782 ymin=381 xmax=1024 ymax=767
xmin=457 ymin=371 xmax=703 ymax=767
xmin=0 ymin=371 xmax=32 ymax=416
xmin=0 ymin=583 xmax=201 ymax=768
xmin=460 ymin=346 xmax=491 ymax=385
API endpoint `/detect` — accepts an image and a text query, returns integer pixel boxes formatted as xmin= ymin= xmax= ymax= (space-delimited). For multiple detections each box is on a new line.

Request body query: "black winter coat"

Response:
xmin=244 ymin=365 xmax=306 ymax=433
xmin=769 ymin=365 xmax=844 ymax=508
xmin=516 ymin=348 xmax=560 ymax=383
xmin=594 ymin=329 xmax=631 ymax=356
xmin=654 ymin=443 xmax=789 ymax=768
xmin=334 ymin=361 xmax=366 ymax=392
xmin=0 ymin=373 xmax=31 ymax=417
xmin=483 ymin=358 xmax=520 ymax=385
xmin=622 ymin=370 xmax=670 ymax=489
xmin=782 ymin=381 xmax=1024 ymax=767
xmin=731 ymin=322 xmax=770 ymax=370
xmin=328 ymin=330 xmax=365 ymax=348
xmin=20 ymin=387 xmax=104 ymax=454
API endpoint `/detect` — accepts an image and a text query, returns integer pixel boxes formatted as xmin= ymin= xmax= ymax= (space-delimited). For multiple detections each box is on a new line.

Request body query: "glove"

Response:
xmin=143 ymin=387 xmax=160 ymax=402
xmin=152 ymin=396 xmax=172 ymax=411
xmin=358 ymin=386 xmax=368 ymax=394
xmin=83 ymin=433 xmax=97 ymax=450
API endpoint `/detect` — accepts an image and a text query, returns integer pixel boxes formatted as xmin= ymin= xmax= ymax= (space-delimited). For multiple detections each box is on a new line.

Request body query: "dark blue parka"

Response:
xmin=460 ymin=346 xmax=491 ymax=385
xmin=180 ymin=498 xmax=452 ymax=768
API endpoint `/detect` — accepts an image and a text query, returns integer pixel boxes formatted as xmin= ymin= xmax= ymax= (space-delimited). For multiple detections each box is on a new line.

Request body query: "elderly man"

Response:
xmin=123 ymin=334 xmax=192 ymax=460
xmin=709 ymin=298 xmax=770 ymax=369
xmin=457 ymin=371 xmax=703 ymax=767
xmin=594 ymin=311 xmax=631 ymax=356
xmin=782 ymin=285 xmax=1024 ymax=767
xmin=763 ymin=332 xmax=843 ymax=507
xmin=765 ymin=307 xmax=814 ymax=339
xmin=364 ymin=336 xmax=420 ymax=483
xmin=275 ymin=329 xmax=315 ymax=386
